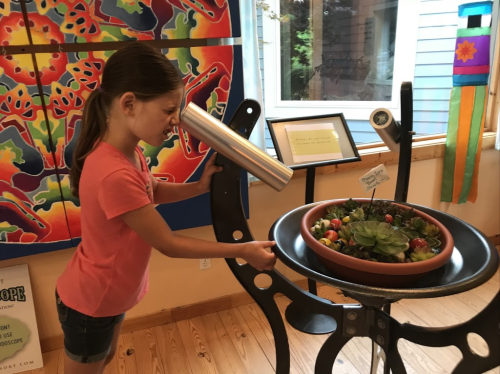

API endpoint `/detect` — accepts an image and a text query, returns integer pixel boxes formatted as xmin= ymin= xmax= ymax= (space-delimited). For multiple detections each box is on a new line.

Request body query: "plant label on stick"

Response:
xmin=358 ymin=164 xmax=390 ymax=193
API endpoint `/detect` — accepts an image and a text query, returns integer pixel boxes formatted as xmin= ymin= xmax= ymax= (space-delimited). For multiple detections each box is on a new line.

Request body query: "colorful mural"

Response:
xmin=0 ymin=54 xmax=74 ymax=256
xmin=18 ymin=0 xmax=239 ymax=43
xmin=0 ymin=44 xmax=243 ymax=259
xmin=0 ymin=1 xmax=243 ymax=259
xmin=36 ymin=50 xmax=110 ymax=241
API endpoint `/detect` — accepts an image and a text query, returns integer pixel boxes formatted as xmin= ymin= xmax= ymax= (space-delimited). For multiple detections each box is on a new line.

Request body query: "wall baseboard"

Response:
xmin=40 ymin=234 xmax=499 ymax=353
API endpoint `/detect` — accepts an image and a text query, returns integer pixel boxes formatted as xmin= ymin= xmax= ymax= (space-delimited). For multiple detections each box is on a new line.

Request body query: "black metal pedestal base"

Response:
xmin=285 ymin=301 xmax=337 ymax=334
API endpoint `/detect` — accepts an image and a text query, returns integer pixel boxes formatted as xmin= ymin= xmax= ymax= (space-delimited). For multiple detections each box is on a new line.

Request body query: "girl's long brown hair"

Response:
xmin=69 ymin=42 xmax=183 ymax=198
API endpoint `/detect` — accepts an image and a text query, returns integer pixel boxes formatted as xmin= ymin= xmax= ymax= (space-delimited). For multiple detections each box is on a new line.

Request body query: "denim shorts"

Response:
xmin=55 ymin=289 xmax=125 ymax=363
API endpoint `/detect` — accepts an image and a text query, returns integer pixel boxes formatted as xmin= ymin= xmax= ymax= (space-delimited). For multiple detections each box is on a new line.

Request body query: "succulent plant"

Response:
xmin=398 ymin=227 xmax=420 ymax=240
xmin=350 ymin=221 xmax=409 ymax=255
xmin=309 ymin=200 xmax=442 ymax=264
xmin=326 ymin=205 xmax=346 ymax=220
xmin=337 ymin=225 xmax=352 ymax=241
xmin=408 ymin=217 xmax=426 ymax=233
xmin=423 ymin=224 xmax=440 ymax=238
xmin=349 ymin=207 xmax=365 ymax=222
xmin=310 ymin=219 xmax=331 ymax=240
xmin=424 ymin=236 xmax=441 ymax=249
xmin=410 ymin=246 xmax=437 ymax=262
xmin=343 ymin=198 xmax=360 ymax=212
xmin=328 ymin=241 xmax=342 ymax=251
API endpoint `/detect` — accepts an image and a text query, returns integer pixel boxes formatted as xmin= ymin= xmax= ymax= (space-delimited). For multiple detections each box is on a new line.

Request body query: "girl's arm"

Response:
xmin=151 ymin=153 xmax=222 ymax=204
xmin=120 ymin=203 xmax=276 ymax=271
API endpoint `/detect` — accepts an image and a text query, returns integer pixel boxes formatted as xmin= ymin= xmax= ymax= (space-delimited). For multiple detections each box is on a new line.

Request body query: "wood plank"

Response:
xmin=238 ymin=301 xmax=305 ymax=374
xmin=218 ymin=307 xmax=275 ymax=374
xmin=392 ymin=303 xmax=463 ymax=368
xmin=104 ymin=333 xmax=138 ymax=374
xmin=199 ymin=313 xmax=249 ymax=374
xmin=274 ymin=296 xmax=360 ymax=374
xmin=177 ymin=317 xmax=222 ymax=374
xmin=398 ymin=299 xmax=490 ymax=360
xmin=154 ymin=324 xmax=193 ymax=374
xmin=131 ymin=328 xmax=167 ymax=374
xmin=485 ymin=369 xmax=500 ymax=374
xmin=340 ymin=338 xmax=384 ymax=374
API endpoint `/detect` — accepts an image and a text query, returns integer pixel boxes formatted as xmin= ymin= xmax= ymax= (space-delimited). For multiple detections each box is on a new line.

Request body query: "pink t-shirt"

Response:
xmin=57 ymin=141 xmax=154 ymax=317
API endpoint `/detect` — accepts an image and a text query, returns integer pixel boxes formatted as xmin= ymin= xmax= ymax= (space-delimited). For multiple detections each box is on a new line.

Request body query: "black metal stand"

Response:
xmin=210 ymin=96 xmax=500 ymax=374
xmin=394 ymin=82 xmax=414 ymax=204
xmin=285 ymin=166 xmax=338 ymax=334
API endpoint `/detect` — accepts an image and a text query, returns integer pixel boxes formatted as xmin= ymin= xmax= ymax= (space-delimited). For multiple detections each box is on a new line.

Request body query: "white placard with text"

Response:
xmin=0 ymin=265 xmax=42 ymax=373
xmin=358 ymin=164 xmax=390 ymax=193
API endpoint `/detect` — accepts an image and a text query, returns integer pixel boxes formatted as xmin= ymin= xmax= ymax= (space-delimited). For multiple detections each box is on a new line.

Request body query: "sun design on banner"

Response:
xmin=456 ymin=40 xmax=477 ymax=62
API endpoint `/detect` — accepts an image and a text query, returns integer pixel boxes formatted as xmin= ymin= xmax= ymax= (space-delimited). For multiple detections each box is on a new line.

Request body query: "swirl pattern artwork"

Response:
xmin=0 ymin=0 xmax=243 ymax=260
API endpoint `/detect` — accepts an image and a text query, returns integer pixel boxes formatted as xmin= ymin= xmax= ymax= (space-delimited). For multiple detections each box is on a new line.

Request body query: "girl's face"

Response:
xmin=123 ymin=87 xmax=185 ymax=147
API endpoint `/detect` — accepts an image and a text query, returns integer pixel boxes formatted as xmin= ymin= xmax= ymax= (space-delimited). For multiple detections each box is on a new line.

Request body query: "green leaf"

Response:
xmin=411 ymin=252 xmax=436 ymax=262
xmin=374 ymin=243 xmax=406 ymax=255
xmin=353 ymin=233 xmax=376 ymax=246
xmin=344 ymin=198 xmax=359 ymax=212
xmin=425 ymin=237 xmax=441 ymax=248
xmin=326 ymin=205 xmax=345 ymax=219
xmin=423 ymin=224 xmax=440 ymax=237
xmin=349 ymin=207 xmax=365 ymax=222
xmin=399 ymin=228 xmax=419 ymax=240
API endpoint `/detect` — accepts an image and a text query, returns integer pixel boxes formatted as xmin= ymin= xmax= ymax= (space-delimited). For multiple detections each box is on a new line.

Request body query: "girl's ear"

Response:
xmin=119 ymin=92 xmax=137 ymax=116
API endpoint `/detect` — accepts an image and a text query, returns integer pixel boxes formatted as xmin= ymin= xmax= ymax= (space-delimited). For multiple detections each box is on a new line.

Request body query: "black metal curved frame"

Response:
xmin=210 ymin=99 xmax=500 ymax=374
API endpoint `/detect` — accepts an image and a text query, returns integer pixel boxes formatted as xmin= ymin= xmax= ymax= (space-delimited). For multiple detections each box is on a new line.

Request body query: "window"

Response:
xmin=262 ymin=0 xmax=420 ymax=123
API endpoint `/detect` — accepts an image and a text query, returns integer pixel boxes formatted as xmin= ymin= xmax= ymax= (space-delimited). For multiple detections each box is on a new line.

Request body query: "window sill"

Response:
xmin=250 ymin=132 xmax=498 ymax=187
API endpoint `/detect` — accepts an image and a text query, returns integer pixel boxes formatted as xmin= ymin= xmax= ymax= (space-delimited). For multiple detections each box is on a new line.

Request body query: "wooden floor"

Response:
xmin=27 ymin=269 xmax=499 ymax=374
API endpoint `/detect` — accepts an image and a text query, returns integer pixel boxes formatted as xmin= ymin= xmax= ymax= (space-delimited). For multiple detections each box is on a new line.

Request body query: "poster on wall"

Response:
xmin=0 ymin=265 xmax=42 ymax=373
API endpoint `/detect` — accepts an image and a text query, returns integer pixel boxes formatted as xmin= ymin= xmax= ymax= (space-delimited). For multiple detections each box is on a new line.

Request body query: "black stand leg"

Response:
xmin=394 ymin=82 xmax=414 ymax=204
xmin=305 ymin=166 xmax=316 ymax=207
xmin=284 ymin=167 xmax=338 ymax=334
xmin=315 ymin=330 xmax=351 ymax=373
xmin=305 ymin=167 xmax=318 ymax=296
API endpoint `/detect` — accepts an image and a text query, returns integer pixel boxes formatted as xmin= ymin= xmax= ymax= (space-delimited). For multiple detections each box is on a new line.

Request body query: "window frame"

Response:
xmin=261 ymin=0 xmax=421 ymax=121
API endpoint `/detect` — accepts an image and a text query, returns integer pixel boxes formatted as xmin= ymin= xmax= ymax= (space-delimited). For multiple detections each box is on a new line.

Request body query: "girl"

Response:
xmin=56 ymin=42 xmax=276 ymax=374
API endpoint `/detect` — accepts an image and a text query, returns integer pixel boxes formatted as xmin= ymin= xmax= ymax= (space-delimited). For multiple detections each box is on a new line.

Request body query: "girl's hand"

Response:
xmin=241 ymin=241 xmax=277 ymax=271
xmin=198 ymin=153 xmax=223 ymax=193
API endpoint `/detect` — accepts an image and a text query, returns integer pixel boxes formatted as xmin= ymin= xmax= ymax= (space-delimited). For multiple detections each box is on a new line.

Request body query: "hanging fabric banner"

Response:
xmin=441 ymin=0 xmax=493 ymax=204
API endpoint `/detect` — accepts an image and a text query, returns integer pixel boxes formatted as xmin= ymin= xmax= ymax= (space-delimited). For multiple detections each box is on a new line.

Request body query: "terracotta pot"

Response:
xmin=300 ymin=199 xmax=454 ymax=287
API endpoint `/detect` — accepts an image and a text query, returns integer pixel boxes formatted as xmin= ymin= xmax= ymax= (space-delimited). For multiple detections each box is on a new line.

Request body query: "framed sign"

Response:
xmin=267 ymin=113 xmax=361 ymax=170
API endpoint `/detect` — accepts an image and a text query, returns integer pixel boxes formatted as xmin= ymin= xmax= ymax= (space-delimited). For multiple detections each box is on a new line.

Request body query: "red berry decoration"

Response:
xmin=330 ymin=219 xmax=342 ymax=230
xmin=410 ymin=238 xmax=428 ymax=249
xmin=385 ymin=214 xmax=393 ymax=223
xmin=323 ymin=230 xmax=338 ymax=242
